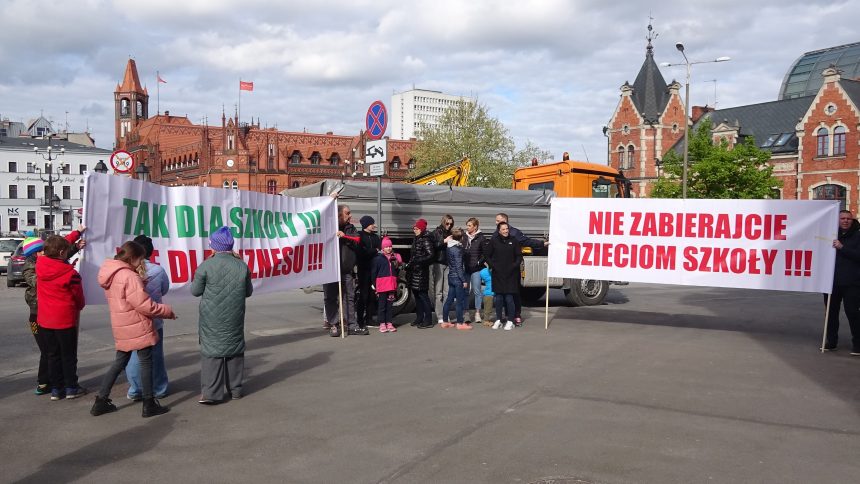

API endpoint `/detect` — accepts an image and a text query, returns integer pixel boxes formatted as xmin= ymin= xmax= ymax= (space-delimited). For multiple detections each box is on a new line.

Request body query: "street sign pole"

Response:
xmin=364 ymin=137 xmax=388 ymax=233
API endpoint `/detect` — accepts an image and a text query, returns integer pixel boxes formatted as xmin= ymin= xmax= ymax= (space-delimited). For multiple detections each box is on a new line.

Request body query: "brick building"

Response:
xmin=608 ymin=39 xmax=860 ymax=210
xmin=114 ymin=59 xmax=416 ymax=193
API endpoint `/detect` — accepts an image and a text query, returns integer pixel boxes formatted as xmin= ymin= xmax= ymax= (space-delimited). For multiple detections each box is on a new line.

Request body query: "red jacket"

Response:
xmin=36 ymin=256 xmax=85 ymax=329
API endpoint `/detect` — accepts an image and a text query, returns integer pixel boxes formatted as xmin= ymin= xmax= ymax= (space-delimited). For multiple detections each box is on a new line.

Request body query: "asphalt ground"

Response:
xmin=0 ymin=280 xmax=858 ymax=484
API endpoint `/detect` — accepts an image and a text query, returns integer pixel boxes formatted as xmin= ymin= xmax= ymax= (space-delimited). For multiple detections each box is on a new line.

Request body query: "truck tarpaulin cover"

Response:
xmin=80 ymin=173 xmax=339 ymax=304
xmin=548 ymin=198 xmax=838 ymax=293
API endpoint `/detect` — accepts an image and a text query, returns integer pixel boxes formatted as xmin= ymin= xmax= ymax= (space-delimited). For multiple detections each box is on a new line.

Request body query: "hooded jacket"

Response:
xmin=98 ymin=259 xmax=175 ymax=352
xmin=36 ymin=256 xmax=85 ymax=329
xmin=408 ymin=230 xmax=435 ymax=291
xmin=446 ymin=240 xmax=467 ymax=286
xmin=486 ymin=231 xmax=523 ymax=294
xmin=463 ymin=230 xmax=488 ymax=273
xmin=26 ymin=230 xmax=83 ymax=317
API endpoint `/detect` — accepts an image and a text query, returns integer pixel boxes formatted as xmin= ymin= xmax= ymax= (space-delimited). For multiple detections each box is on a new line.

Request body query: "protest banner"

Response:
xmin=80 ymin=173 xmax=339 ymax=304
xmin=548 ymin=198 xmax=839 ymax=293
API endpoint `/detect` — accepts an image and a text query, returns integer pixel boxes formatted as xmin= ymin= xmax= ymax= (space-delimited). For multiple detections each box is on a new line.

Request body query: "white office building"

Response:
xmin=0 ymin=136 xmax=111 ymax=236
xmin=390 ymin=89 xmax=473 ymax=140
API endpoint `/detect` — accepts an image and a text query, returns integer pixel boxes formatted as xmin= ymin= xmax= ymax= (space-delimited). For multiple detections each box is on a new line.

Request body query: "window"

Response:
xmin=329 ymin=153 xmax=340 ymax=165
xmin=45 ymin=163 xmax=52 ymax=173
xmin=27 ymin=162 xmax=34 ymax=173
xmin=268 ymin=143 xmax=275 ymax=156
xmin=390 ymin=159 xmax=401 ymax=169
xmin=27 ymin=185 xmax=35 ymax=199
xmin=528 ymin=181 xmax=554 ymax=191
xmin=231 ymin=180 xmax=238 ymax=190
xmin=79 ymin=186 xmax=84 ymax=200
xmin=27 ymin=210 xmax=36 ymax=226
xmin=816 ymin=127 xmax=829 ymax=157
xmin=774 ymin=133 xmax=793 ymax=147
xmin=62 ymin=211 xmax=71 ymax=227
xmin=121 ymin=99 xmax=130 ymax=116
xmin=8 ymin=185 xmax=17 ymax=199
xmin=408 ymin=158 xmax=415 ymax=170
xmin=79 ymin=164 xmax=87 ymax=175
xmin=267 ymin=180 xmax=277 ymax=194
xmin=62 ymin=164 xmax=70 ymax=174
xmin=227 ymin=133 xmax=234 ymax=150
xmin=813 ymin=184 xmax=847 ymax=210
xmin=8 ymin=162 xmax=16 ymax=173
xmin=44 ymin=186 xmax=53 ymax=200
xmin=617 ymin=147 xmax=625 ymax=167
xmin=833 ymin=126 xmax=847 ymax=155
xmin=62 ymin=186 xmax=70 ymax=200
xmin=310 ymin=152 xmax=321 ymax=165
xmin=761 ymin=134 xmax=779 ymax=148
xmin=627 ymin=145 xmax=635 ymax=168
xmin=222 ymin=181 xmax=230 ymax=189
xmin=290 ymin=151 xmax=301 ymax=164
xmin=9 ymin=218 xmax=18 ymax=232
xmin=291 ymin=181 xmax=300 ymax=188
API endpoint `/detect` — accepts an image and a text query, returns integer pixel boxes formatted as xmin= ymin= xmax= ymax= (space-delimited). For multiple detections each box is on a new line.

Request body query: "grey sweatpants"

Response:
xmin=201 ymin=354 xmax=244 ymax=401
xmin=323 ymin=273 xmax=357 ymax=329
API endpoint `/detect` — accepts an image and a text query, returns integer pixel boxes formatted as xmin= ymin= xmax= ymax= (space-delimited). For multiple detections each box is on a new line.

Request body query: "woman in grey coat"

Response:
xmin=191 ymin=226 xmax=253 ymax=404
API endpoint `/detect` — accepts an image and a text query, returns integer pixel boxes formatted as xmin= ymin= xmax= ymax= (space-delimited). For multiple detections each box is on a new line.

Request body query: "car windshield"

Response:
xmin=0 ymin=239 xmax=22 ymax=252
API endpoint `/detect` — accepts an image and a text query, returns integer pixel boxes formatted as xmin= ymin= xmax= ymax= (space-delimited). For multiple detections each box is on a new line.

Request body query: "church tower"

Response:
xmin=114 ymin=59 xmax=149 ymax=147
xmin=606 ymin=22 xmax=685 ymax=196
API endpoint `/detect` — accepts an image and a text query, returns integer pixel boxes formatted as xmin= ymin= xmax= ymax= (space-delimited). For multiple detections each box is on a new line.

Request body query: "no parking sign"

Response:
xmin=365 ymin=101 xmax=387 ymax=140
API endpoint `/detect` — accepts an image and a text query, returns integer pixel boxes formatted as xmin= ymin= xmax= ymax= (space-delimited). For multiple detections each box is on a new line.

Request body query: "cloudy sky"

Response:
xmin=0 ymin=0 xmax=857 ymax=165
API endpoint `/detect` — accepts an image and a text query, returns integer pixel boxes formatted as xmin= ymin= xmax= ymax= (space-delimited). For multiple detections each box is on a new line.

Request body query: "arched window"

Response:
xmin=813 ymin=184 xmax=847 ymax=210
xmin=136 ymin=100 xmax=144 ymax=117
xmin=120 ymin=99 xmax=130 ymax=116
xmin=617 ymin=147 xmax=625 ymax=167
xmin=407 ymin=158 xmax=415 ymax=169
xmin=231 ymin=180 xmax=238 ymax=190
xmin=291 ymin=181 xmax=300 ymax=188
xmin=267 ymin=180 xmax=277 ymax=194
xmin=329 ymin=153 xmax=341 ymax=165
xmin=290 ymin=151 xmax=302 ymax=164
xmin=833 ymin=126 xmax=847 ymax=156
xmin=816 ymin=127 xmax=830 ymax=157
xmin=222 ymin=180 xmax=230 ymax=189
xmin=309 ymin=152 xmax=321 ymax=165
xmin=391 ymin=158 xmax=401 ymax=169
xmin=627 ymin=145 xmax=635 ymax=169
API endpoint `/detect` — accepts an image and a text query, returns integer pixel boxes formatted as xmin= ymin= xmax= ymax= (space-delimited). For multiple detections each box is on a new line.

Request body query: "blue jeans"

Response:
xmin=442 ymin=281 xmax=468 ymax=323
xmin=469 ymin=271 xmax=483 ymax=312
xmin=127 ymin=327 xmax=167 ymax=398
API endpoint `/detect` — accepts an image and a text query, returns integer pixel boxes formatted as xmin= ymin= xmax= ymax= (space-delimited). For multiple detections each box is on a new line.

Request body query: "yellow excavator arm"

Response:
xmin=406 ymin=158 xmax=471 ymax=187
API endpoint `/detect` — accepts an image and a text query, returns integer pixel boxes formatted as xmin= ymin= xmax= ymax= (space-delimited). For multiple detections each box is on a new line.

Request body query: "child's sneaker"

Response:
xmin=456 ymin=322 xmax=473 ymax=331
xmin=65 ymin=386 xmax=88 ymax=399
xmin=440 ymin=322 xmax=455 ymax=329
xmin=50 ymin=389 xmax=65 ymax=401
xmin=504 ymin=321 xmax=515 ymax=331
xmin=483 ymin=319 xmax=494 ymax=327
xmin=34 ymin=384 xmax=50 ymax=395
xmin=379 ymin=323 xmax=389 ymax=333
xmin=492 ymin=320 xmax=502 ymax=330
xmin=386 ymin=323 xmax=397 ymax=332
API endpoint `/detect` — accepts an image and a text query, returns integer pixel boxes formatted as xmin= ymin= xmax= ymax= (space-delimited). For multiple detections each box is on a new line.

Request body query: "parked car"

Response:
xmin=0 ymin=238 xmax=23 ymax=276
xmin=6 ymin=242 xmax=26 ymax=287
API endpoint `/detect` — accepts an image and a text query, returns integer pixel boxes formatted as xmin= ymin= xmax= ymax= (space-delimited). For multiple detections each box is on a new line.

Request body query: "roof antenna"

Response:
xmin=646 ymin=13 xmax=659 ymax=55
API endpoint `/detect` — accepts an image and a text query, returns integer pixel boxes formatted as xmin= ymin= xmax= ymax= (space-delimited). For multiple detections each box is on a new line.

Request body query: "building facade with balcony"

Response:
xmin=0 ymin=136 xmax=111 ymax=235
xmin=114 ymin=60 xmax=416 ymax=192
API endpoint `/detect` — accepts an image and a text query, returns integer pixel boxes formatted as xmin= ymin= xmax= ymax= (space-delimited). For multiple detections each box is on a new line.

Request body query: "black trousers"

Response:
xmin=414 ymin=290 xmax=433 ymax=324
xmin=30 ymin=319 xmax=53 ymax=386
xmin=99 ymin=346 xmax=153 ymax=399
xmin=356 ymin=269 xmax=377 ymax=328
xmin=41 ymin=326 xmax=79 ymax=390
xmin=825 ymin=285 xmax=860 ymax=351
xmin=377 ymin=292 xmax=394 ymax=324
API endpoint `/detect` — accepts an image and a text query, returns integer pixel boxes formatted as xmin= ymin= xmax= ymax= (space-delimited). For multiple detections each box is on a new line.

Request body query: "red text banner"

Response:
xmin=80 ymin=173 xmax=339 ymax=304
xmin=547 ymin=198 xmax=839 ymax=293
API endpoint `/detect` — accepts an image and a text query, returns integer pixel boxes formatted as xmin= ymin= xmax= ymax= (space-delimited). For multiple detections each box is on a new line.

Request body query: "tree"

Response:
xmin=408 ymin=101 xmax=552 ymax=188
xmin=651 ymin=118 xmax=782 ymax=199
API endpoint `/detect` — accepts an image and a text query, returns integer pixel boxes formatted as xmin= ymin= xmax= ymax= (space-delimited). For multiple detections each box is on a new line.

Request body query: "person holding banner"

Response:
xmin=323 ymin=205 xmax=365 ymax=337
xmin=356 ymin=215 xmax=381 ymax=331
xmin=92 ymin=241 xmax=175 ymax=418
xmin=487 ymin=222 xmax=523 ymax=331
xmin=825 ymin=210 xmax=860 ymax=354
xmin=191 ymin=227 xmax=254 ymax=403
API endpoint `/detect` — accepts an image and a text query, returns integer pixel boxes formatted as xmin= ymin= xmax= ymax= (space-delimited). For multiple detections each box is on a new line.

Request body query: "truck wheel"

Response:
xmin=520 ymin=287 xmax=546 ymax=306
xmin=564 ymin=279 xmax=608 ymax=306
xmin=392 ymin=282 xmax=415 ymax=315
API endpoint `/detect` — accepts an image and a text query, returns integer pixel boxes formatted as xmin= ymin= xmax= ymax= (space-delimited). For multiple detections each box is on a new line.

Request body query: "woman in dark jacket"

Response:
xmin=408 ymin=218 xmax=436 ymax=328
xmin=486 ymin=222 xmax=522 ymax=331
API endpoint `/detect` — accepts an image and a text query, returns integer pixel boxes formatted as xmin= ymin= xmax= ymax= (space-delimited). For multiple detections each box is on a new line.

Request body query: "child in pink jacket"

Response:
xmin=91 ymin=241 xmax=176 ymax=418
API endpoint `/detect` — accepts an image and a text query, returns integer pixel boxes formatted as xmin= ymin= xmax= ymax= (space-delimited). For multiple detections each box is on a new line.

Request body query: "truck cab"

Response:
xmin=512 ymin=160 xmax=630 ymax=198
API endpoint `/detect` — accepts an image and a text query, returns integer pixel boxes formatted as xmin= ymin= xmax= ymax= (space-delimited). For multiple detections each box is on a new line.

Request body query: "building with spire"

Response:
xmin=114 ymin=59 xmax=416 ymax=193
xmin=605 ymin=23 xmax=686 ymax=197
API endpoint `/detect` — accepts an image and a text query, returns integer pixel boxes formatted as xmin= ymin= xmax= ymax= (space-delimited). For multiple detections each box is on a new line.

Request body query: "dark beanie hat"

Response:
xmin=360 ymin=215 xmax=375 ymax=229
xmin=133 ymin=235 xmax=154 ymax=258
xmin=210 ymin=226 xmax=234 ymax=251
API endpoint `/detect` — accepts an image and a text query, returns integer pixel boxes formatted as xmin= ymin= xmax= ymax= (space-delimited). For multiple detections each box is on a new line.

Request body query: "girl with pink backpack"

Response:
xmin=370 ymin=237 xmax=402 ymax=333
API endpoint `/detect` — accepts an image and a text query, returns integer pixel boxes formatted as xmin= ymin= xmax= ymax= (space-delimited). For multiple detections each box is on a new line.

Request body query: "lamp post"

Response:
xmin=661 ymin=44 xmax=730 ymax=198
xmin=34 ymin=137 xmax=65 ymax=235
xmin=93 ymin=159 xmax=108 ymax=174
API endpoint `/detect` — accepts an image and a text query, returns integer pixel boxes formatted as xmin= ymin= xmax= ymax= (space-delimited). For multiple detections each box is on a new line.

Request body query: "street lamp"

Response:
xmin=135 ymin=163 xmax=150 ymax=182
xmin=93 ymin=159 xmax=108 ymax=174
xmin=661 ymin=44 xmax=730 ymax=198
xmin=33 ymin=137 xmax=65 ymax=235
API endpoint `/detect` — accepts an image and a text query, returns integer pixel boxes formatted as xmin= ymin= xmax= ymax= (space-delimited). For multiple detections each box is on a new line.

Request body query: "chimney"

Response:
xmin=691 ymin=105 xmax=713 ymax=123
xmin=164 ymin=110 xmax=170 ymax=117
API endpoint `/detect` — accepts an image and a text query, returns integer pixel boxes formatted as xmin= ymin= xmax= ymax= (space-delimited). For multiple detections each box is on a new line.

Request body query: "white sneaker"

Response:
xmin=492 ymin=320 xmax=502 ymax=330
xmin=504 ymin=321 xmax=514 ymax=331
xmin=438 ymin=318 xmax=444 ymax=325
xmin=475 ymin=311 xmax=482 ymax=322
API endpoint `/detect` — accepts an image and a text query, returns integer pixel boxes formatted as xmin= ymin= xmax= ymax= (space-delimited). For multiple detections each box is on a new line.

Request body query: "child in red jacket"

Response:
xmin=36 ymin=235 xmax=87 ymax=400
